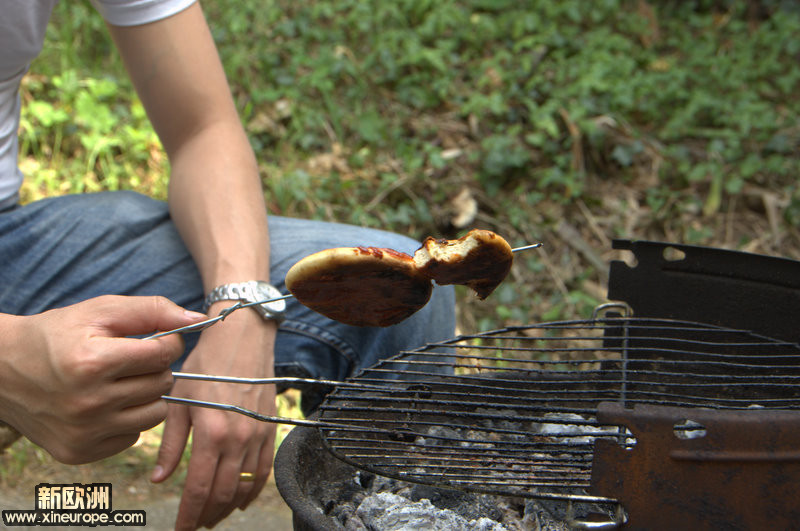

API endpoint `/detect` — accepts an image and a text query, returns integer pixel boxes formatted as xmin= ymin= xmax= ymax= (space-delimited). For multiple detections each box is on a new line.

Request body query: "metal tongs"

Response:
xmin=148 ymin=242 xmax=543 ymax=425
xmin=164 ymin=374 xmax=409 ymax=429
xmin=144 ymin=294 xmax=293 ymax=340
xmin=146 ymin=242 xmax=542 ymax=341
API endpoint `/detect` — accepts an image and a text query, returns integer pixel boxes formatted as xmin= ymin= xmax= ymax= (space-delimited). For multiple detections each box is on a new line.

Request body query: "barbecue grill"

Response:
xmin=308 ymin=314 xmax=800 ymax=528
xmin=273 ymin=240 xmax=800 ymax=530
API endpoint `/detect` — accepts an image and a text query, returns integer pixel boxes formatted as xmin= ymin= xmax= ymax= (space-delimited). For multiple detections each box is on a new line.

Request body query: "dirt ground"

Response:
xmin=0 ymin=476 xmax=294 ymax=530
xmin=0 ymin=427 xmax=295 ymax=531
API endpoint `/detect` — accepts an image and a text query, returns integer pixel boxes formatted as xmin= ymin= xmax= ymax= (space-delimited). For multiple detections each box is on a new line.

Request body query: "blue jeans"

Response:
xmin=0 ymin=191 xmax=456 ymax=413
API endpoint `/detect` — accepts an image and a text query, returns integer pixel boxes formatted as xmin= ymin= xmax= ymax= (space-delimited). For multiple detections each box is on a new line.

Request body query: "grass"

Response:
xmin=4 ymin=0 xmax=800 ymax=497
xmin=20 ymin=0 xmax=800 ymax=330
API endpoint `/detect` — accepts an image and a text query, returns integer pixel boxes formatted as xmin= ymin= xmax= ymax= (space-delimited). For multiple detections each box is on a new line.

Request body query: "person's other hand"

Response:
xmin=0 ymin=295 xmax=206 ymax=464
xmin=151 ymin=305 xmax=277 ymax=530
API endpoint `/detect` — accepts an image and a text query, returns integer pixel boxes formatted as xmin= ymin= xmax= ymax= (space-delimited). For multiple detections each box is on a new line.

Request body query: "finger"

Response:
xmin=101 ymin=370 xmax=174 ymax=409
xmin=98 ymin=335 xmax=185 ymax=379
xmin=196 ymin=451 xmax=243 ymax=527
xmin=151 ymin=404 xmax=192 ymax=483
xmin=199 ymin=462 xmax=241 ymax=528
xmin=204 ymin=421 xmax=273 ymax=526
xmin=240 ymin=438 xmax=275 ymax=510
xmin=59 ymin=388 xmax=171 ymax=438
xmin=89 ymin=295 xmax=206 ymax=338
xmin=202 ymin=444 xmax=270 ymax=528
xmin=172 ymin=407 xmax=240 ymax=529
xmin=111 ymin=399 xmax=171 ymax=435
xmin=174 ymin=444 xmax=223 ymax=530
xmin=234 ymin=448 xmax=262 ymax=508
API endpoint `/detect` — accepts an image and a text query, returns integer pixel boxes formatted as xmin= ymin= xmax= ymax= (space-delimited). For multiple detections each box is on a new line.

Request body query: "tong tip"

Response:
xmin=511 ymin=243 xmax=543 ymax=253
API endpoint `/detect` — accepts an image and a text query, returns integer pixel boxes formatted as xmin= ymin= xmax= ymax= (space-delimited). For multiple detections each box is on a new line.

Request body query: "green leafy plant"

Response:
xmin=18 ymin=0 xmax=800 ymax=328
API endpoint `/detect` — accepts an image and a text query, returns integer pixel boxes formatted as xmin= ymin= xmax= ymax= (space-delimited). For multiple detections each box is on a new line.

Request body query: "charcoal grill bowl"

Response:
xmin=274 ymin=421 xmax=347 ymax=531
xmin=273 ymin=416 xmax=592 ymax=531
xmin=273 ymin=372 xmax=619 ymax=531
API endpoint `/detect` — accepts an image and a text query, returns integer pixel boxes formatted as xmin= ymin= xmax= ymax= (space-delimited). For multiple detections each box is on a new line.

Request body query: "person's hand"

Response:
xmin=0 ymin=295 xmax=206 ymax=464
xmin=151 ymin=305 xmax=277 ymax=530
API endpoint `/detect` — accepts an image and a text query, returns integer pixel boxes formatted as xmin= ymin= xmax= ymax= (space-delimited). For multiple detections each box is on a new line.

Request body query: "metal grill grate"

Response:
xmin=316 ymin=317 xmax=800 ymax=502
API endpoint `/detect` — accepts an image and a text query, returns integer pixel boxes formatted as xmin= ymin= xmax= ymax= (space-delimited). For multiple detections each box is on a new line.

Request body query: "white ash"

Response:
xmin=353 ymin=492 xmax=507 ymax=531
xmin=324 ymin=469 xmax=576 ymax=531
xmin=413 ymin=412 xmax=633 ymax=450
xmin=536 ymin=412 xmax=607 ymax=444
xmin=535 ymin=412 xmax=635 ymax=446
xmin=323 ymin=413 xmax=621 ymax=530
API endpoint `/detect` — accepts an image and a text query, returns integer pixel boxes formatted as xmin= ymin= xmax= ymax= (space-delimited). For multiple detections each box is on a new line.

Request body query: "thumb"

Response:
xmin=151 ymin=404 xmax=192 ymax=483
xmin=91 ymin=295 xmax=207 ymax=337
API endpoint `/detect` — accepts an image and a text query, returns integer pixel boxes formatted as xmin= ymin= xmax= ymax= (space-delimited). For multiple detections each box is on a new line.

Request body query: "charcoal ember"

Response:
xmin=327 ymin=500 xmax=359 ymax=527
xmin=523 ymin=500 xmax=570 ymax=531
xmin=535 ymin=412 xmax=635 ymax=446
xmin=406 ymin=485 xmax=504 ymax=522
xmin=354 ymin=470 xmax=375 ymax=489
xmin=468 ymin=408 xmax=532 ymax=445
xmin=412 ymin=425 xmax=463 ymax=447
xmin=343 ymin=512 xmax=368 ymax=531
xmin=328 ymin=502 xmax=351 ymax=526
xmin=324 ymin=419 xmax=607 ymax=530
xmin=472 ymin=517 xmax=509 ymax=531
xmin=316 ymin=474 xmax=366 ymax=510
xmin=369 ymin=473 xmax=401 ymax=494
xmin=355 ymin=492 xmax=509 ymax=531
xmin=316 ymin=475 xmax=368 ymax=526
xmin=523 ymin=498 xmax=617 ymax=531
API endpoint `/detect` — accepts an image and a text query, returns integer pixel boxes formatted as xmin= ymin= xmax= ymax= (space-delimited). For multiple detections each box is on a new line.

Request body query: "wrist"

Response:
xmin=191 ymin=302 xmax=277 ymax=375
xmin=0 ymin=313 xmax=41 ymax=430
xmin=206 ymin=301 xmax=278 ymax=330
xmin=204 ymin=281 xmax=286 ymax=323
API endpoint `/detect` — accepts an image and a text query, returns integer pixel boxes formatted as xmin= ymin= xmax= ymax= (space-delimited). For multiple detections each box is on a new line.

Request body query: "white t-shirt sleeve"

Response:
xmin=89 ymin=0 xmax=197 ymax=27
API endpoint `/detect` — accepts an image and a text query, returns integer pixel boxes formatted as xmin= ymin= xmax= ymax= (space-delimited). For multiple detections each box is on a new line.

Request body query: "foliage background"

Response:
xmin=20 ymin=0 xmax=800 ymax=333
xmin=5 ymin=0 xmax=800 ymax=504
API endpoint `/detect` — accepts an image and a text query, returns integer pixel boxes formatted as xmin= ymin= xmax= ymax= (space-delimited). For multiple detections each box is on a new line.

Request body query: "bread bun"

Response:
xmin=413 ymin=229 xmax=513 ymax=299
xmin=285 ymin=246 xmax=433 ymax=327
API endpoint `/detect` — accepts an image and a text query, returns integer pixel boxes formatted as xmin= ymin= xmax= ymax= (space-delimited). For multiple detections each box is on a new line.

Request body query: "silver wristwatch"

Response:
xmin=203 ymin=281 xmax=286 ymax=322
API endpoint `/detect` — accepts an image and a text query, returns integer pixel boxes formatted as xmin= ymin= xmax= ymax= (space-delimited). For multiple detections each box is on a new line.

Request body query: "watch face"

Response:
xmin=252 ymin=281 xmax=287 ymax=314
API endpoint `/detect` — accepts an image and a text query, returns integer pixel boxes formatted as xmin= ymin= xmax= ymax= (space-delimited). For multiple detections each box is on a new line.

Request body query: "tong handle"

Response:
xmin=144 ymin=294 xmax=293 ymax=340
xmin=161 ymin=395 xmax=325 ymax=427
xmin=163 ymin=373 xmax=404 ymax=422
xmin=170 ymin=371 xmax=403 ymax=392
xmin=172 ymin=372 xmax=345 ymax=387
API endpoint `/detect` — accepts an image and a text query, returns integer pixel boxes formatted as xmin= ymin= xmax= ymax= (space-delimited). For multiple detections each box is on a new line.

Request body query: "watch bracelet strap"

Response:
xmin=203 ymin=281 xmax=261 ymax=313
xmin=202 ymin=281 xmax=286 ymax=323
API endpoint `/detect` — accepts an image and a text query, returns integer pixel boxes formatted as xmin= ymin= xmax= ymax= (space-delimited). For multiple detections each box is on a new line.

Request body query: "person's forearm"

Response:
xmin=0 ymin=312 xmax=28 ymax=418
xmin=106 ymin=3 xmax=271 ymax=293
xmin=104 ymin=7 xmax=279 ymax=528
xmin=167 ymin=119 xmax=270 ymax=292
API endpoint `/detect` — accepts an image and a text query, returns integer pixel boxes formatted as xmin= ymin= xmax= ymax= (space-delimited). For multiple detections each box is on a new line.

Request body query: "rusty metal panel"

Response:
xmin=590 ymin=402 xmax=800 ymax=530
xmin=607 ymin=239 xmax=800 ymax=345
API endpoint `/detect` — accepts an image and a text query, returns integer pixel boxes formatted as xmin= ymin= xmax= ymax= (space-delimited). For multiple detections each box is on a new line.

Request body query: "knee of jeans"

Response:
xmin=93 ymin=191 xmax=166 ymax=223
xmin=423 ymin=284 xmax=457 ymax=335
xmin=383 ymin=232 xmax=425 ymax=253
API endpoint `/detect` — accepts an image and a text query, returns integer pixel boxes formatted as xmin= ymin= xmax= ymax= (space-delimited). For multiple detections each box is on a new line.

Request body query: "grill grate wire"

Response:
xmin=316 ymin=317 xmax=800 ymax=503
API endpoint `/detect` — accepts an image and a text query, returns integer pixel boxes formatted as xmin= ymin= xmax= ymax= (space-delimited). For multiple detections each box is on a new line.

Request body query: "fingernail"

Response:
xmin=184 ymin=310 xmax=207 ymax=320
xmin=150 ymin=465 xmax=164 ymax=482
